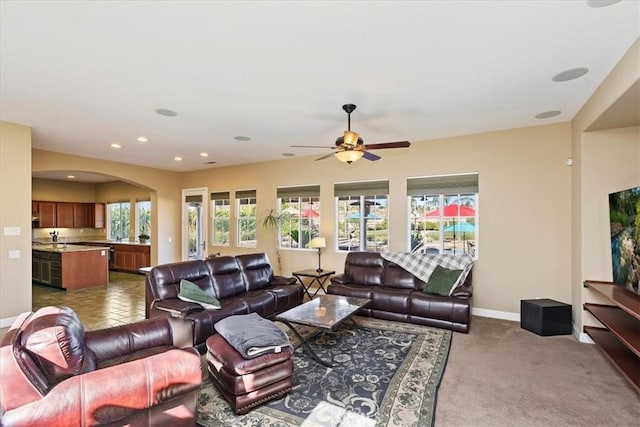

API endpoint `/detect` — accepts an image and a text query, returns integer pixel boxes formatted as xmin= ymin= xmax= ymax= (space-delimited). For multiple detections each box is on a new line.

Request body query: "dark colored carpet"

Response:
xmin=197 ymin=317 xmax=451 ymax=426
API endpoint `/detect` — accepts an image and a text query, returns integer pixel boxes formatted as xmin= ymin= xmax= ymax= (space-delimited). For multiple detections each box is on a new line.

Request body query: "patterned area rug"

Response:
xmin=197 ymin=317 xmax=451 ymax=427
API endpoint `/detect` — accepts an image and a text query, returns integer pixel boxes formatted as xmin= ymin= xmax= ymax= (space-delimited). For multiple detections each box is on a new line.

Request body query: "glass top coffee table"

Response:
xmin=276 ymin=294 xmax=371 ymax=367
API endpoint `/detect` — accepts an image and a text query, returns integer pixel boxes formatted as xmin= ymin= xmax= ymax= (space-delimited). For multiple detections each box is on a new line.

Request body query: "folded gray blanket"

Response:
xmin=214 ymin=313 xmax=292 ymax=359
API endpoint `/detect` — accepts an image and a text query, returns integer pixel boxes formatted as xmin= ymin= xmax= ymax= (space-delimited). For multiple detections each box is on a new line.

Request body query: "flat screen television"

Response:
xmin=608 ymin=186 xmax=640 ymax=295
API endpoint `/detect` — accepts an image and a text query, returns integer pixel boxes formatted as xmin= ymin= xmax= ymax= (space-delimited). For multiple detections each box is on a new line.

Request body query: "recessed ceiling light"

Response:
xmin=137 ymin=136 xmax=149 ymax=142
xmin=234 ymin=136 xmax=251 ymax=141
xmin=155 ymin=108 xmax=178 ymax=117
xmin=282 ymin=153 xmax=295 ymax=157
xmin=587 ymin=0 xmax=621 ymax=8
xmin=200 ymin=152 xmax=209 ymax=157
xmin=174 ymin=156 xmax=182 ymax=161
xmin=552 ymin=67 xmax=589 ymax=82
xmin=206 ymin=161 xmax=217 ymax=165
xmin=535 ymin=110 xmax=562 ymax=119
xmin=110 ymin=143 xmax=121 ymax=148
xmin=67 ymin=175 xmax=75 ymax=179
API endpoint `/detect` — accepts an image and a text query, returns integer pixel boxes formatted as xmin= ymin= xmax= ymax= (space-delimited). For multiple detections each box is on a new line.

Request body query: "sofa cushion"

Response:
xmin=382 ymin=261 xmax=419 ymax=289
xmin=19 ymin=306 xmax=90 ymax=393
xmin=423 ymin=265 xmax=463 ymax=296
xmin=206 ymin=256 xmax=248 ymax=299
xmin=236 ymin=253 xmax=274 ymax=291
xmin=344 ymin=252 xmax=385 ymax=287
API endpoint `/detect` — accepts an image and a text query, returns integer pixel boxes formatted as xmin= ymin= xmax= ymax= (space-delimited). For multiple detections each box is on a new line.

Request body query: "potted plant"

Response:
xmin=261 ymin=209 xmax=289 ymax=272
xmin=138 ymin=233 xmax=150 ymax=243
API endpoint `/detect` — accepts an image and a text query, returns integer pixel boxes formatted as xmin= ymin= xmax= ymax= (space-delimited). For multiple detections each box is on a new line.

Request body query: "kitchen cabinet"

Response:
xmin=33 ymin=201 xmax=106 ymax=229
xmin=32 ymin=251 xmax=62 ymax=287
xmin=111 ymin=244 xmax=150 ymax=273
xmin=38 ymin=202 xmax=57 ymax=228
xmin=56 ymin=203 xmax=74 ymax=228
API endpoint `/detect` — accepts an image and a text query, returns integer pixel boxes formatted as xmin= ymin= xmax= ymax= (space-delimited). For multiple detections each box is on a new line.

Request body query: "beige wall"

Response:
xmin=184 ymin=122 xmax=573 ymax=316
xmin=33 ymin=177 xmax=97 ymax=202
xmin=0 ymin=122 xmax=33 ymax=325
xmin=571 ymin=39 xmax=639 ymax=336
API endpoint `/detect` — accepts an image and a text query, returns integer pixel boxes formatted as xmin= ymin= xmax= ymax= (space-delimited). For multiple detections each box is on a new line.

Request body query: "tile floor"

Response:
xmin=31 ymin=271 xmax=146 ymax=331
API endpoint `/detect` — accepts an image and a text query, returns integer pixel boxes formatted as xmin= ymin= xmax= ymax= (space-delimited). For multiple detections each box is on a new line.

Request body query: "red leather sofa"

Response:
xmin=327 ymin=252 xmax=473 ymax=332
xmin=145 ymin=253 xmax=304 ymax=352
xmin=0 ymin=306 xmax=202 ymax=427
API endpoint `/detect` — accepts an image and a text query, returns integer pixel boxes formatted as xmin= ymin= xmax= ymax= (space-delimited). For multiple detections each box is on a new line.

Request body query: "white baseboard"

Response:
xmin=0 ymin=315 xmax=19 ymax=329
xmin=472 ymin=307 xmax=520 ymax=322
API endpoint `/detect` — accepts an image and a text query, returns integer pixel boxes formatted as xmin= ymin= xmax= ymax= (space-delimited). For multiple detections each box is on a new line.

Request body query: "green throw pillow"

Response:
xmin=178 ymin=279 xmax=221 ymax=309
xmin=424 ymin=265 xmax=463 ymax=296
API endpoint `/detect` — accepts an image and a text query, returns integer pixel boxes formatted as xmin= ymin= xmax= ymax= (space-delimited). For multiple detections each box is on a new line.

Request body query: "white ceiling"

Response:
xmin=2 ymin=1 xmax=639 ymax=175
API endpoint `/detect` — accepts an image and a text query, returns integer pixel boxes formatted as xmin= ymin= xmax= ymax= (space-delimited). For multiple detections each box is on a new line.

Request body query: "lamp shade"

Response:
xmin=335 ymin=150 xmax=364 ymax=163
xmin=343 ymin=130 xmax=360 ymax=146
xmin=308 ymin=237 xmax=326 ymax=249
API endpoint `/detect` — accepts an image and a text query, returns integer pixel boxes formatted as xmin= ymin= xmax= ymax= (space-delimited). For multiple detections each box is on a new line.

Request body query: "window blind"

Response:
xmin=210 ymin=191 xmax=230 ymax=200
xmin=334 ymin=180 xmax=389 ymax=197
xmin=407 ymin=173 xmax=478 ymax=196
xmin=235 ymin=190 xmax=256 ymax=199
xmin=276 ymin=185 xmax=320 ymax=198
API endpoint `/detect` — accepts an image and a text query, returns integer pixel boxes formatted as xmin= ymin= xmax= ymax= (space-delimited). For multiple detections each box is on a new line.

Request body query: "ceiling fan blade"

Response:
xmin=315 ymin=152 xmax=335 ymax=161
xmin=364 ymin=141 xmax=411 ymax=150
xmin=362 ymin=151 xmax=381 ymax=161
xmin=291 ymin=145 xmax=334 ymax=149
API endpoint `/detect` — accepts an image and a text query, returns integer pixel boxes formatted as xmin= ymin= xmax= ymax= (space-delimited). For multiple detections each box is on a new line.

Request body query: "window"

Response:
xmin=277 ymin=185 xmax=320 ymax=249
xmin=407 ymin=174 xmax=479 ymax=258
xmin=107 ymin=201 xmax=130 ymax=241
xmin=236 ymin=190 xmax=256 ymax=247
xmin=335 ymin=180 xmax=389 ymax=252
xmin=135 ymin=200 xmax=151 ymax=240
xmin=211 ymin=191 xmax=230 ymax=246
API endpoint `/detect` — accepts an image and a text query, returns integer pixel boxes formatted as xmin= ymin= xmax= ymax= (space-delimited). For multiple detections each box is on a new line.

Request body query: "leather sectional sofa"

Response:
xmin=327 ymin=252 xmax=473 ymax=332
xmin=145 ymin=253 xmax=304 ymax=352
xmin=0 ymin=306 xmax=202 ymax=426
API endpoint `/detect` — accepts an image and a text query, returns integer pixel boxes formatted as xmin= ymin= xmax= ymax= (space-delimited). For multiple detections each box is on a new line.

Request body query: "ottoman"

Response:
xmin=205 ymin=333 xmax=294 ymax=414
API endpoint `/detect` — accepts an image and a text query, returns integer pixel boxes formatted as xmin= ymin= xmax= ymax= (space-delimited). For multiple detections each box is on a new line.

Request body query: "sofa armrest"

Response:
xmin=0 ymin=348 xmax=202 ymax=427
xmin=330 ymin=273 xmax=352 ymax=285
xmin=450 ymin=283 xmax=473 ymax=299
xmin=270 ymin=275 xmax=297 ymax=286
xmin=153 ymin=298 xmax=204 ymax=318
xmin=85 ymin=317 xmax=175 ymax=361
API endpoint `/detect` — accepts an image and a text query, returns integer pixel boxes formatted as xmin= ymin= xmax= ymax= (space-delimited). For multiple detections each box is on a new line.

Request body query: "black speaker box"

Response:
xmin=520 ymin=298 xmax=572 ymax=336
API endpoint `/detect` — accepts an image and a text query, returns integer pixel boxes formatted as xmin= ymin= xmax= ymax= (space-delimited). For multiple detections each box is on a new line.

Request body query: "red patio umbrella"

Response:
xmin=301 ymin=208 xmax=319 ymax=217
xmin=425 ymin=203 xmax=475 ymax=217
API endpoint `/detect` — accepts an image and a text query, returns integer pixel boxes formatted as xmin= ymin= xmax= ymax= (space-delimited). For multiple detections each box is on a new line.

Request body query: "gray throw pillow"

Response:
xmin=424 ymin=265 xmax=463 ymax=296
xmin=178 ymin=279 xmax=221 ymax=309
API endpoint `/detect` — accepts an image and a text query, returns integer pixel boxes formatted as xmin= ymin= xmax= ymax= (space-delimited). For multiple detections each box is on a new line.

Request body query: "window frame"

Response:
xmin=211 ymin=191 xmax=231 ymax=247
xmin=407 ymin=174 xmax=479 ymax=259
xmin=107 ymin=201 xmax=131 ymax=241
xmin=334 ymin=180 xmax=389 ymax=253
xmin=135 ymin=200 xmax=151 ymax=241
xmin=236 ymin=190 xmax=257 ymax=248
xmin=276 ymin=185 xmax=321 ymax=250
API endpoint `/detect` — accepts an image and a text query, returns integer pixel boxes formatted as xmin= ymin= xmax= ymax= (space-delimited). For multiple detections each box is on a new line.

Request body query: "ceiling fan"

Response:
xmin=291 ymin=104 xmax=411 ymax=164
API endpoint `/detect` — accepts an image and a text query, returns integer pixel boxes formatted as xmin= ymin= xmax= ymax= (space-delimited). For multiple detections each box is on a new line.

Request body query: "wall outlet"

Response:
xmin=4 ymin=227 xmax=20 ymax=236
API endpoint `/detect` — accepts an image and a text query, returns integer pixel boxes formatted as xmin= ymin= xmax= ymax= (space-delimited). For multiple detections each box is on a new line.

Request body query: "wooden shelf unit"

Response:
xmin=583 ymin=280 xmax=640 ymax=393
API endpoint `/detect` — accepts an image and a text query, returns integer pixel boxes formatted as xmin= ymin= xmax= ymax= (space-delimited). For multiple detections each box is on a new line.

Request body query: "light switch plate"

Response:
xmin=4 ymin=227 xmax=20 ymax=236
xmin=8 ymin=250 xmax=20 ymax=259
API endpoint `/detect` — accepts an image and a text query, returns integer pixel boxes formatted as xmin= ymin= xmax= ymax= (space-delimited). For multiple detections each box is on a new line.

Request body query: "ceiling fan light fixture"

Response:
xmin=343 ymin=130 xmax=360 ymax=147
xmin=335 ymin=150 xmax=364 ymax=164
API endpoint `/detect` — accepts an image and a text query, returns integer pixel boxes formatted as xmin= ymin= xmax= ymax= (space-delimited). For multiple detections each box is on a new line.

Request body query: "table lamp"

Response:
xmin=308 ymin=237 xmax=326 ymax=272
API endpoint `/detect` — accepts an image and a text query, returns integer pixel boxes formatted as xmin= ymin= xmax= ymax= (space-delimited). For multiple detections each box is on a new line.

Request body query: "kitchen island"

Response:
xmin=32 ymin=244 xmax=110 ymax=290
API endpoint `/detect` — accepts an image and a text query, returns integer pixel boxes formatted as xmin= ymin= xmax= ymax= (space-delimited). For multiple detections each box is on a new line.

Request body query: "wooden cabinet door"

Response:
xmin=56 ymin=203 xmax=74 ymax=228
xmin=38 ymin=202 xmax=57 ymax=228
xmin=32 ymin=257 xmax=41 ymax=281
xmin=93 ymin=203 xmax=105 ymax=229
xmin=73 ymin=203 xmax=89 ymax=228
xmin=40 ymin=260 xmax=51 ymax=284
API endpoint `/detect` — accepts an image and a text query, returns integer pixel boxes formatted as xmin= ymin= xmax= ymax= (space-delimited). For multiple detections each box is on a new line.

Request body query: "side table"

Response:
xmin=292 ymin=269 xmax=335 ymax=300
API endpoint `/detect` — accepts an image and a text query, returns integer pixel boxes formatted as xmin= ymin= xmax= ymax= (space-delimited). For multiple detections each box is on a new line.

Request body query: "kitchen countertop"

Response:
xmin=32 ymin=239 xmax=150 ymax=247
xmin=85 ymin=239 xmax=151 ymax=246
xmin=32 ymin=243 xmax=111 ymax=253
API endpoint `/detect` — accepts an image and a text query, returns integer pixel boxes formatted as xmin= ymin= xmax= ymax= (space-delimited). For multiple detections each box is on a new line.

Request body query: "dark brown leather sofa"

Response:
xmin=146 ymin=253 xmax=304 ymax=352
xmin=0 ymin=306 xmax=202 ymax=427
xmin=327 ymin=252 xmax=473 ymax=332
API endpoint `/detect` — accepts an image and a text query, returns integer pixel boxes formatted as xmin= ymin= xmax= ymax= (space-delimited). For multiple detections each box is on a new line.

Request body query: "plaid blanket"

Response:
xmin=381 ymin=252 xmax=473 ymax=288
